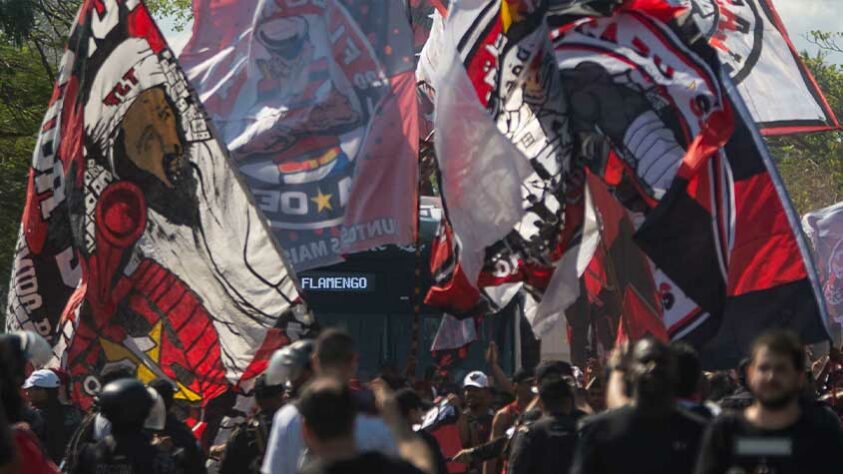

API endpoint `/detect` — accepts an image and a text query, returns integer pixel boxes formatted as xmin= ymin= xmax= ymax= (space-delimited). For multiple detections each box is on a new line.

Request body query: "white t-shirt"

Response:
xmin=261 ymin=403 xmax=397 ymax=474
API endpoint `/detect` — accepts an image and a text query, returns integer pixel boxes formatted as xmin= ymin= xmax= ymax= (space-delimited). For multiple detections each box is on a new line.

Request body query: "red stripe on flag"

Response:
xmin=728 ymin=173 xmax=807 ymax=296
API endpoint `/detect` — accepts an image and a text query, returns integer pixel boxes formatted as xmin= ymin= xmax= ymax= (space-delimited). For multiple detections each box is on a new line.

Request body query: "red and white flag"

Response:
xmin=685 ymin=0 xmax=839 ymax=134
xmin=803 ymin=203 xmax=843 ymax=343
xmin=5 ymin=0 xmax=308 ymax=443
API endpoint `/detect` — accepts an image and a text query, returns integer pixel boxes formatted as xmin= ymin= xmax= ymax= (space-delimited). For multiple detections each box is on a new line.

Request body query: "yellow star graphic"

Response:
xmin=98 ymin=322 xmax=202 ymax=403
xmin=311 ymin=188 xmax=333 ymax=213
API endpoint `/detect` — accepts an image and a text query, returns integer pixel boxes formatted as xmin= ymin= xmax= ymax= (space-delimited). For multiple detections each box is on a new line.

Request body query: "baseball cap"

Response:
xmin=535 ymin=361 xmax=573 ymax=382
xmin=538 ymin=377 xmax=573 ymax=402
xmin=23 ymin=369 xmax=61 ymax=389
xmin=512 ymin=367 xmax=535 ymax=384
xmin=463 ymin=371 xmax=489 ymax=389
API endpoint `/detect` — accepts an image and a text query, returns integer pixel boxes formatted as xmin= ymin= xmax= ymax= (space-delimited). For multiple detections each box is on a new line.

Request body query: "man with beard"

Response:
xmin=571 ymin=337 xmax=707 ymax=474
xmin=261 ymin=329 xmax=396 ymax=474
xmin=457 ymin=371 xmax=494 ymax=474
xmin=22 ymin=369 xmax=82 ymax=463
xmin=694 ymin=330 xmax=843 ymax=474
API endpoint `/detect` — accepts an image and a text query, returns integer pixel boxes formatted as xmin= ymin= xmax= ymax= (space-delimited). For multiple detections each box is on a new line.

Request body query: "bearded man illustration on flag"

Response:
xmin=7 ymin=1 xmax=309 ymax=440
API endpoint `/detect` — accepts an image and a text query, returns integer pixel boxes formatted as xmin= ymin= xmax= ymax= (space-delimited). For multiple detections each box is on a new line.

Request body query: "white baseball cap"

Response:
xmin=23 ymin=369 xmax=60 ymax=389
xmin=463 ymin=371 xmax=489 ymax=389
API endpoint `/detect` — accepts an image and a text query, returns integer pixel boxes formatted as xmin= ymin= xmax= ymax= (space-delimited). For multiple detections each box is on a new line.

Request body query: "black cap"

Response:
xmin=538 ymin=377 xmax=573 ymax=401
xmin=536 ymin=361 xmax=573 ymax=382
xmin=149 ymin=379 xmax=176 ymax=410
xmin=513 ymin=367 xmax=535 ymax=384
xmin=254 ymin=374 xmax=285 ymax=400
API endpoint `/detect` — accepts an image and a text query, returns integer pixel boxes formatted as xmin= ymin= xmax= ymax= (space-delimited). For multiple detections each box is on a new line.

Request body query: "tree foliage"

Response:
xmin=146 ymin=0 xmax=192 ymax=31
xmin=0 ymin=39 xmax=55 ymax=302
xmin=767 ymin=48 xmax=843 ymax=215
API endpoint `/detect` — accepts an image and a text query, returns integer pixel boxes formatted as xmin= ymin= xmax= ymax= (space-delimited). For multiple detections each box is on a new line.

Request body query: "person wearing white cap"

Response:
xmin=23 ymin=369 xmax=82 ymax=463
xmin=0 ymin=331 xmax=58 ymax=473
xmin=457 ymin=370 xmax=494 ymax=474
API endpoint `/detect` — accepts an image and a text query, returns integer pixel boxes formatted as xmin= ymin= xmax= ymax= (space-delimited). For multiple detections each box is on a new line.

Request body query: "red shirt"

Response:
xmin=13 ymin=427 xmax=59 ymax=474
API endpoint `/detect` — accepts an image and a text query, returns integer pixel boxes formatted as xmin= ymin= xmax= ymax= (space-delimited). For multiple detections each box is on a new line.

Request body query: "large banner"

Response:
xmin=181 ymin=0 xmax=420 ymax=271
xmin=5 ymin=0 xmax=309 ymax=438
xmin=426 ymin=0 xmax=828 ymax=368
xmin=553 ymin=7 xmax=828 ymax=367
xmin=804 ymin=202 xmax=843 ymax=344
xmin=685 ymin=0 xmax=839 ymax=134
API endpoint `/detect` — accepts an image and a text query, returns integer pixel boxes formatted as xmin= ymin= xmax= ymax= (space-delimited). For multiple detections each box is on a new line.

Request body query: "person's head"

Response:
xmin=99 ymin=378 xmax=154 ymax=434
xmin=267 ymin=339 xmax=315 ymax=395
xmin=254 ymin=374 xmax=286 ymax=414
xmin=22 ymin=369 xmax=61 ymax=409
xmin=747 ymin=330 xmax=805 ymax=411
xmin=462 ymin=371 xmax=491 ymax=410
xmin=376 ymin=371 xmax=407 ymax=391
xmin=670 ymin=341 xmax=702 ymax=400
xmin=0 ymin=332 xmax=50 ymax=422
xmin=535 ymin=361 xmax=574 ymax=381
xmin=585 ymin=375 xmax=606 ymax=412
xmin=538 ymin=376 xmax=574 ymax=415
xmin=535 ymin=361 xmax=575 ymax=413
xmin=627 ymin=337 xmax=677 ymax=404
xmin=99 ymin=365 xmax=135 ymax=387
xmin=149 ymin=379 xmax=176 ymax=413
xmin=313 ymin=329 xmax=358 ymax=381
xmin=299 ymin=378 xmax=357 ymax=455
xmin=512 ymin=367 xmax=536 ymax=403
xmin=394 ymin=387 xmax=425 ymax=426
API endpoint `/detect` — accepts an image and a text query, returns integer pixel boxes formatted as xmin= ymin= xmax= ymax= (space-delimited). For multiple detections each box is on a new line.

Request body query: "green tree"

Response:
xmin=146 ymin=0 xmax=192 ymax=31
xmin=0 ymin=0 xmax=191 ymax=306
xmin=767 ymin=45 xmax=843 ymax=215
xmin=0 ymin=40 xmax=55 ymax=303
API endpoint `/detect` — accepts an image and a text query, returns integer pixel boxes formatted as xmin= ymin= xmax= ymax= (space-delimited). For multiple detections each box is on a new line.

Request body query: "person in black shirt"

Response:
xmin=149 ymin=378 xmax=207 ymax=474
xmin=73 ymin=378 xmax=177 ymax=474
xmin=218 ymin=374 xmax=285 ymax=474
xmin=394 ymin=388 xmax=449 ymax=474
xmin=298 ymin=378 xmax=424 ymax=474
xmin=671 ymin=342 xmax=715 ymax=419
xmin=571 ymin=337 xmax=707 ymax=474
xmin=507 ymin=372 xmax=579 ymax=474
xmin=695 ymin=330 xmax=843 ymax=474
xmin=23 ymin=369 xmax=80 ymax=463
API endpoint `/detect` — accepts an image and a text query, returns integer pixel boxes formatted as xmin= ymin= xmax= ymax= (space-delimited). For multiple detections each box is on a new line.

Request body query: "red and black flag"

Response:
xmin=551 ymin=3 xmax=829 ymax=367
xmin=5 ymin=0 xmax=310 ymax=443
xmin=566 ymin=172 xmax=666 ymax=367
xmin=428 ymin=0 xmax=828 ymax=368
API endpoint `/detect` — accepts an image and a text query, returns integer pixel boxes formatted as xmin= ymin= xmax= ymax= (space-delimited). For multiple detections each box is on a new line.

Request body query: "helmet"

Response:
xmin=98 ymin=379 xmax=153 ymax=430
xmin=0 ymin=331 xmax=52 ymax=368
xmin=266 ymin=340 xmax=314 ymax=387
xmin=144 ymin=387 xmax=167 ymax=431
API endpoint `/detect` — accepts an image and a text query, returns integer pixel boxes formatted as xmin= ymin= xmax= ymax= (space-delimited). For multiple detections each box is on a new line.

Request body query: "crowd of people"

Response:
xmin=3 ymin=326 xmax=843 ymax=473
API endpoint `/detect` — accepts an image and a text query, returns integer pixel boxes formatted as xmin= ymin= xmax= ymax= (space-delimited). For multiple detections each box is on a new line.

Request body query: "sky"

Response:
xmin=157 ymin=15 xmax=192 ymax=56
xmin=155 ymin=1 xmax=843 ymax=61
xmin=771 ymin=0 xmax=843 ymax=63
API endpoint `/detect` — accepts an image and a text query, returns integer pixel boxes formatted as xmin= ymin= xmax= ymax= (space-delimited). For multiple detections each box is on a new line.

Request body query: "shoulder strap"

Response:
xmin=253 ymin=417 xmax=268 ymax=456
